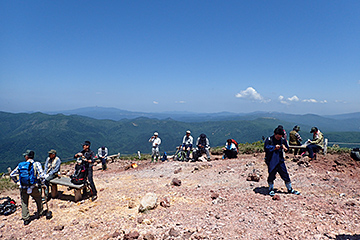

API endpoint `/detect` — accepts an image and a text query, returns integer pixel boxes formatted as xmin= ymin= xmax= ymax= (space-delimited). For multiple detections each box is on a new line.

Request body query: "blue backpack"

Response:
xmin=18 ymin=162 xmax=37 ymax=186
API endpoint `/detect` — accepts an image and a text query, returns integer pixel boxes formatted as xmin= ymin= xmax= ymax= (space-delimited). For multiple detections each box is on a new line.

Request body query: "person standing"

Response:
xmin=182 ymin=130 xmax=193 ymax=161
xmin=10 ymin=150 xmax=45 ymax=225
xmin=44 ymin=149 xmax=61 ymax=198
xmin=289 ymin=126 xmax=303 ymax=155
xmin=306 ymin=127 xmax=324 ymax=161
xmin=149 ymin=132 xmax=161 ymax=162
xmin=264 ymin=127 xmax=300 ymax=196
xmin=97 ymin=146 xmax=108 ymax=170
xmin=74 ymin=141 xmax=97 ymax=201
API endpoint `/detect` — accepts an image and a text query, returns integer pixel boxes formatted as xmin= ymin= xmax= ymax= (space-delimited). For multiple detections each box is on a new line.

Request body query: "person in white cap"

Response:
xmin=149 ymin=132 xmax=161 ymax=162
xmin=182 ymin=130 xmax=193 ymax=160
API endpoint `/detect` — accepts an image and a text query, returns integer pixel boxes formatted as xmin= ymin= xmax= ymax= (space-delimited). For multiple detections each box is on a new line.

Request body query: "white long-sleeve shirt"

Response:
xmin=149 ymin=137 xmax=161 ymax=148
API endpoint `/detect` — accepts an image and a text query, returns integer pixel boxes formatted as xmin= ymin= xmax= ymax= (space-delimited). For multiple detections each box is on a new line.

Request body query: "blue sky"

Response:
xmin=1 ymin=1 xmax=359 ymax=115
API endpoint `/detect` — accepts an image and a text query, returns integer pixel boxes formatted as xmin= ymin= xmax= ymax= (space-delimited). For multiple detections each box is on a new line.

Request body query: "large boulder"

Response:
xmin=139 ymin=193 xmax=158 ymax=212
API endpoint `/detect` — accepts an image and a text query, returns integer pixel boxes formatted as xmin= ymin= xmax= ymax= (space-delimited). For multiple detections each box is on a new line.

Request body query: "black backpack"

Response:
xmin=70 ymin=163 xmax=87 ymax=185
xmin=0 ymin=197 xmax=17 ymax=216
xmin=350 ymin=148 xmax=360 ymax=161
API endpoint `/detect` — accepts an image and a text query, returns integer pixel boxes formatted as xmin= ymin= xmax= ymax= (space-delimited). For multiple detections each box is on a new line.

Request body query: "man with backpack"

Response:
xmin=10 ymin=150 xmax=45 ymax=225
xmin=222 ymin=139 xmax=238 ymax=159
xmin=194 ymin=133 xmax=211 ymax=161
xmin=74 ymin=141 xmax=98 ymax=201
xmin=264 ymin=127 xmax=300 ymax=196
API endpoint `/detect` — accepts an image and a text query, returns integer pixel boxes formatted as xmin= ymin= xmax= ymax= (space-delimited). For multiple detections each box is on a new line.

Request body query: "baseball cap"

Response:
xmin=82 ymin=141 xmax=91 ymax=146
xmin=23 ymin=150 xmax=35 ymax=159
xmin=48 ymin=149 xmax=57 ymax=154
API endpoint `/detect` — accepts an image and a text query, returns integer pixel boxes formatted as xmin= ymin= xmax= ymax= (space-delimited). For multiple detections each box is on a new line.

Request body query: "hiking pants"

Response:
xmin=151 ymin=147 xmax=160 ymax=160
xmin=306 ymin=144 xmax=321 ymax=159
xmin=223 ymin=149 xmax=237 ymax=159
xmin=183 ymin=144 xmax=192 ymax=159
xmin=44 ymin=174 xmax=57 ymax=197
xmin=267 ymin=162 xmax=291 ymax=184
xmin=99 ymin=157 xmax=107 ymax=170
xmin=196 ymin=148 xmax=210 ymax=159
xmin=20 ymin=186 xmax=43 ymax=221
xmin=87 ymin=167 xmax=97 ymax=196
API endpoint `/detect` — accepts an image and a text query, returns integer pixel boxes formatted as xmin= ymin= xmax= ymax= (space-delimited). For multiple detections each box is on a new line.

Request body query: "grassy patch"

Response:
xmin=0 ymin=176 xmax=17 ymax=191
xmin=327 ymin=145 xmax=351 ymax=154
xmin=211 ymin=141 xmax=265 ymax=155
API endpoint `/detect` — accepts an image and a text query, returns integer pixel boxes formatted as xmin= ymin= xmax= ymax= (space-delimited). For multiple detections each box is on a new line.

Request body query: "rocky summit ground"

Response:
xmin=1 ymin=152 xmax=360 ymax=240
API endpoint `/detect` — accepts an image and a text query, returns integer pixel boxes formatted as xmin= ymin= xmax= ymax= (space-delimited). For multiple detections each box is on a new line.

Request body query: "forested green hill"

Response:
xmin=1 ymin=111 xmax=359 ymax=172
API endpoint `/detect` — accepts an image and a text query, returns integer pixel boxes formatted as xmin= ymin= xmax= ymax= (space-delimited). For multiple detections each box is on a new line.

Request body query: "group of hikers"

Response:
xmin=9 ymin=125 xmax=324 ymax=225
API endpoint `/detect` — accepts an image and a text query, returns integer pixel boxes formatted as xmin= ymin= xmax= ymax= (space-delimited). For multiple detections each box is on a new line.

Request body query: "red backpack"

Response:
xmin=231 ymin=139 xmax=239 ymax=151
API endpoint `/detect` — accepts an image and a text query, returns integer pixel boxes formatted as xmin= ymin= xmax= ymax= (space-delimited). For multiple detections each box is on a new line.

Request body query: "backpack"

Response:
xmin=18 ymin=161 xmax=37 ymax=186
xmin=71 ymin=163 xmax=87 ymax=185
xmin=231 ymin=139 xmax=239 ymax=151
xmin=350 ymin=148 xmax=360 ymax=161
xmin=161 ymin=152 xmax=167 ymax=162
xmin=0 ymin=197 xmax=17 ymax=216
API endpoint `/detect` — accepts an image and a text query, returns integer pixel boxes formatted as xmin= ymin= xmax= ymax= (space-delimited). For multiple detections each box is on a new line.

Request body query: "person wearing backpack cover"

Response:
xmin=74 ymin=140 xmax=98 ymax=201
xmin=222 ymin=139 xmax=238 ymax=159
xmin=194 ymin=133 xmax=211 ymax=161
xmin=44 ymin=149 xmax=61 ymax=199
xmin=264 ymin=127 xmax=300 ymax=196
xmin=10 ymin=150 xmax=45 ymax=225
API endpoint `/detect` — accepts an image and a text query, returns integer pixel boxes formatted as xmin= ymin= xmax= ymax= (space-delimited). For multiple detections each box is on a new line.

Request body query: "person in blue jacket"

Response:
xmin=264 ymin=126 xmax=300 ymax=196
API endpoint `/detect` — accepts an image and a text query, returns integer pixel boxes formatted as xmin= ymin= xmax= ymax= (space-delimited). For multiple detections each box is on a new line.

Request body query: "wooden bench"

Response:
xmin=49 ymin=176 xmax=86 ymax=202
xmin=289 ymin=138 xmax=328 ymax=155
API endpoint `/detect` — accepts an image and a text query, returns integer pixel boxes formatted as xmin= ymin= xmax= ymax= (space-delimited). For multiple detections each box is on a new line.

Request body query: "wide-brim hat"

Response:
xmin=48 ymin=149 xmax=57 ymax=154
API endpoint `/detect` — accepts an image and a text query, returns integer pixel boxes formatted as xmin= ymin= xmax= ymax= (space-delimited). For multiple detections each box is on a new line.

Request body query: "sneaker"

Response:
xmin=24 ymin=219 xmax=31 ymax=225
xmin=91 ymin=195 xmax=98 ymax=201
xmin=288 ymin=189 xmax=300 ymax=195
xmin=269 ymin=190 xmax=275 ymax=196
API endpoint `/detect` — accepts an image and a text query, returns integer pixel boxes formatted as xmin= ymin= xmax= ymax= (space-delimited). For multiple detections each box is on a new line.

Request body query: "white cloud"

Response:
xmin=288 ymin=95 xmax=300 ymax=102
xmin=176 ymin=101 xmax=186 ymax=104
xmin=302 ymin=99 xmax=318 ymax=103
xmin=153 ymin=101 xmax=159 ymax=104
xmin=236 ymin=87 xmax=269 ymax=102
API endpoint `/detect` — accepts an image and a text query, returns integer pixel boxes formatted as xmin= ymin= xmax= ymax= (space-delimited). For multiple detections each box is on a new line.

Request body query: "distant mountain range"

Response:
xmin=48 ymin=107 xmax=360 ymax=132
xmin=1 ymin=109 xmax=360 ymax=173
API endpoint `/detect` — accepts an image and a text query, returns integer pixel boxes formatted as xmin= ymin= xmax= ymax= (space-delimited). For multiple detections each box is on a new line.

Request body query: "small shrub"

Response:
xmin=0 ymin=177 xmax=17 ymax=191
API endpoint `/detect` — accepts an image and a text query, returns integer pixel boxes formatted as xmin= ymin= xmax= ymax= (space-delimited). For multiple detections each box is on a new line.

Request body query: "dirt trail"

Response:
xmin=1 ymin=153 xmax=360 ymax=239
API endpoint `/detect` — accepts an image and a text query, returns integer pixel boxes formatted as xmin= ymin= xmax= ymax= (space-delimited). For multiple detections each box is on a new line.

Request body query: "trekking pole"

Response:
xmin=42 ymin=186 xmax=53 ymax=219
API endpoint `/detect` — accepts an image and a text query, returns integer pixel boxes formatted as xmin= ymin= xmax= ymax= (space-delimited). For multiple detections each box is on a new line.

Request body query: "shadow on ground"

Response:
xmin=336 ymin=234 xmax=360 ymax=240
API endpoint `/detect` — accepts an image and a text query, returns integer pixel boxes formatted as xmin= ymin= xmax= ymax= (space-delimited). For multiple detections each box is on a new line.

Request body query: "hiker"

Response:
xmin=289 ymin=125 xmax=303 ymax=155
xmin=97 ymin=146 xmax=108 ymax=170
xmin=264 ymin=127 xmax=300 ymax=196
xmin=149 ymin=132 xmax=161 ymax=162
xmin=277 ymin=125 xmax=287 ymax=140
xmin=182 ymin=130 xmax=193 ymax=160
xmin=44 ymin=149 xmax=61 ymax=198
xmin=222 ymin=139 xmax=238 ymax=159
xmin=194 ymin=133 xmax=211 ymax=161
xmin=74 ymin=141 xmax=97 ymax=201
xmin=306 ymin=127 xmax=324 ymax=161
xmin=10 ymin=150 xmax=45 ymax=225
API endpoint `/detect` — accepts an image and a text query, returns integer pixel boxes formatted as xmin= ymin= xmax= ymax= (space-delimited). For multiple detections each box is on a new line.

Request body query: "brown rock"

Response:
xmin=128 ymin=199 xmax=137 ymax=209
xmin=160 ymin=196 xmax=171 ymax=208
xmin=124 ymin=231 xmax=140 ymax=240
xmin=272 ymin=195 xmax=281 ymax=201
xmin=54 ymin=225 xmax=64 ymax=231
xmin=137 ymin=216 xmax=144 ymax=224
xmin=111 ymin=231 xmax=121 ymax=238
xmin=210 ymin=192 xmax=219 ymax=200
xmin=169 ymin=227 xmax=180 ymax=237
xmin=143 ymin=233 xmax=155 ymax=240
xmin=172 ymin=178 xmax=181 ymax=186
xmin=174 ymin=167 xmax=182 ymax=174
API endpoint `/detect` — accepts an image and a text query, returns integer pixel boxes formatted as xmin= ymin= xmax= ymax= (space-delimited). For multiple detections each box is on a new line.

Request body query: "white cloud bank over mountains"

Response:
xmin=236 ymin=87 xmax=328 ymax=105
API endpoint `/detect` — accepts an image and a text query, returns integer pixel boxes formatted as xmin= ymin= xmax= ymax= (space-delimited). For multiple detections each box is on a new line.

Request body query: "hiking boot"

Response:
xmin=269 ymin=190 xmax=275 ymax=196
xmin=91 ymin=195 xmax=98 ymax=201
xmin=288 ymin=189 xmax=300 ymax=195
xmin=24 ymin=219 xmax=31 ymax=225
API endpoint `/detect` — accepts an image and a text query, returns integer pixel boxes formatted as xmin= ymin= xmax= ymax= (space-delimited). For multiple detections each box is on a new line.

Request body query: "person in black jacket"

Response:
xmin=74 ymin=141 xmax=97 ymax=201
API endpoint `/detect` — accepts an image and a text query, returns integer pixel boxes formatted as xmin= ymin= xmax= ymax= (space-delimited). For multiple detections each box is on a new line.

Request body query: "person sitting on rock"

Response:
xmin=306 ymin=127 xmax=324 ymax=161
xmin=182 ymin=130 xmax=193 ymax=161
xmin=222 ymin=139 xmax=238 ymax=159
xmin=264 ymin=126 xmax=300 ymax=196
xmin=289 ymin=125 xmax=303 ymax=155
xmin=194 ymin=133 xmax=211 ymax=161
xmin=97 ymin=146 xmax=108 ymax=170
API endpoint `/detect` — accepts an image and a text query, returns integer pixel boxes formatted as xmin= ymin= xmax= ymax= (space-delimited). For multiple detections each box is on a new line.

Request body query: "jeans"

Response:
xmin=306 ymin=144 xmax=321 ymax=158
xmin=87 ymin=167 xmax=97 ymax=196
